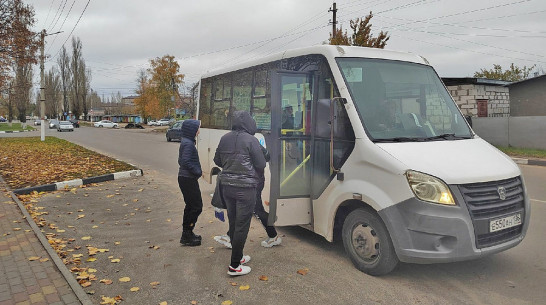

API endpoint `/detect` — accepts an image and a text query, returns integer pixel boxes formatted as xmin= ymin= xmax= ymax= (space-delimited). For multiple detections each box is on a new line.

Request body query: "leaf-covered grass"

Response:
xmin=496 ymin=146 xmax=546 ymax=160
xmin=0 ymin=137 xmax=136 ymax=189
xmin=0 ymin=122 xmax=35 ymax=131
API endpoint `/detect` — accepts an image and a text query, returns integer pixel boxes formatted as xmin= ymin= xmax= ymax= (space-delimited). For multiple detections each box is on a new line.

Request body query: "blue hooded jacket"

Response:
xmin=178 ymin=119 xmax=202 ymax=178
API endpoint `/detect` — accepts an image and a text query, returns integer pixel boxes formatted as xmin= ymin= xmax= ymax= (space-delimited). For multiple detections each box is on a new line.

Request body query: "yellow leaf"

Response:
xmin=259 ymin=275 xmax=268 ymax=281
xmin=87 ymin=258 xmax=97 ymax=262
xmin=191 ymin=301 xmax=198 ymax=305
xmin=111 ymin=258 xmax=121 ymax=263
xmin=13 ymin=228 xmax=21 ymax=231
xmin=28 ymin=256 xmax=41 ymax=261
xmin=100 ymin=296 xmax=117 ymax=305
xmin=88 ymin=268 xmax=97 ymax=273
xmin=229 ymin=282 xmax=237 ymax=286
xmin=77 ymin=214 xmax=85 ymax=219
xmin=297 ymin=268 xmax=309 ymax=276
xmin=92 ymin=225 xmax=99 ymax=229
xmin=119 ymin=277 xmax=131 ymax=282
xmin=39 ymin=258 xmax=49 ymax=262
xmin=221 ymin=301 xmax=233 ymax=305
xmin=80 ymin=281 xmax=92 ymax=288
xmin=57 ymin=229 xmax=66 ymax=233
xmin=130 ymin=287 xmax=140 ymax=292
xmin=239 ymin=285 xmax=250 ymax=291
xmin=150 ymin=281 xmax=160 ymax=287
xmin=81 ymin=236 xmax=91 ymax=240
xmin=72 ymin=254 xmax=83 ymax=258
xmin=114 ymin=241 xmax=121 ymax=245
xmin=159 ymin=302 xmax=168 ymax=305
xmin=100 ymin=279 xmax=113 ymax=285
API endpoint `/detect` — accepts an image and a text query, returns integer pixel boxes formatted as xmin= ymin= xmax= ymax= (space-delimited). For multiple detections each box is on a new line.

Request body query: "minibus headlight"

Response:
xmin=406 ymin=170 xmax=455 ymax=205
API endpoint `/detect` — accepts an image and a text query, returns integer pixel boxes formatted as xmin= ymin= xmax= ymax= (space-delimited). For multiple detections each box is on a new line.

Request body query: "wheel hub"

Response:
xmin=351 ymin=224 xmax=380 ymax=262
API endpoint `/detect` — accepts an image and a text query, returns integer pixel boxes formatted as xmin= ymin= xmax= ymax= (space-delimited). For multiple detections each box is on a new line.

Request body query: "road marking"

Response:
xmin=531 ymin=198 xmax=546 ymax=204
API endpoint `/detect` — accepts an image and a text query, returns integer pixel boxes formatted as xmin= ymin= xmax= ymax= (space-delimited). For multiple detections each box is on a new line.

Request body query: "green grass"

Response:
xmin=496 ymin=146 xmax=546 ymax=160
xmin=0 ymin=122 xmax=35 ymax=132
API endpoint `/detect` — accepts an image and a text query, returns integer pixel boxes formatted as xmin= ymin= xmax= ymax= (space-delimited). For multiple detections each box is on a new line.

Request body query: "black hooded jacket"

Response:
xmin=214 ymin=111 xmax=266 ymax=188
xmin=178 ymin=119 xmax=202 ymax=178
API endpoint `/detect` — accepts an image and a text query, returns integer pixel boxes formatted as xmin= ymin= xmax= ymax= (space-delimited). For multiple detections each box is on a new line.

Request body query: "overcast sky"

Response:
xmin=27 ymin=0 xmax=546 ymax=98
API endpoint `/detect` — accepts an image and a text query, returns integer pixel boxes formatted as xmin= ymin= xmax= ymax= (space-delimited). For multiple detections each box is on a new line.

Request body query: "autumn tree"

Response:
xmin=474 ymin=63 xmax=536 ymax=82
xmin=57 ymin=45 xmax=71 ymax=118
xmin=44 ymin=67 xmax=61 ymax=119
xmin=134 ymin=55 xmax=184 ymax=120
xmin=329 ymin=11 xmax=389 ymax=48
xmin=134 ymin=69 xmax=149 ymax=122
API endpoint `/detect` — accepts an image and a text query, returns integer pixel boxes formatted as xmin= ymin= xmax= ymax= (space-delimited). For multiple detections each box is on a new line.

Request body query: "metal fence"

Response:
xmin=472 ymin=116 xmax=546 ymax=150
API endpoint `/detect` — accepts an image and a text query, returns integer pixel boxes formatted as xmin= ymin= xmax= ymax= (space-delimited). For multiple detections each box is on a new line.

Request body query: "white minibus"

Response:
xmin=196 ymin=45 xmax=529 ymax=275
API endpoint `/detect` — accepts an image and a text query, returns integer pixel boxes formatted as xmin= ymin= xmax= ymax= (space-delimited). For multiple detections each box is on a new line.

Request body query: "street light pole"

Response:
xmin=39 ymin=30 xmax=45 ymax=141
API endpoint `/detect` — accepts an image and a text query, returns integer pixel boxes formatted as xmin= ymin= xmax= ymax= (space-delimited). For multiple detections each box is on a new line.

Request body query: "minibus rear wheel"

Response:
xmin=342 ymin=208 xmax=399 ymax=276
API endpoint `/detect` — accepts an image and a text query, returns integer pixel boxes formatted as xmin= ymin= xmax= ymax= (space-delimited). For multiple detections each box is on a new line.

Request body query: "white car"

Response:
xmin=94 ymin=120 xmax=118 ymax=128
xmin=57 ymin=121 xmax=74 ymax=132
xmin=147 ymin=120 xmax=159 ymax=126
xmin=157 ymin=118 xmax=171 ymax=126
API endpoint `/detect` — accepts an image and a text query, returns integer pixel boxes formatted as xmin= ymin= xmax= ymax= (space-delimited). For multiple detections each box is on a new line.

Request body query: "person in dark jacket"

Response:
xmin=178 ymin=119 xmax=203 ymax=246
xmin=214 ymin=145 xmax=282 ymax=249
xmin=214 ymin=111 xmax=266 ymax=276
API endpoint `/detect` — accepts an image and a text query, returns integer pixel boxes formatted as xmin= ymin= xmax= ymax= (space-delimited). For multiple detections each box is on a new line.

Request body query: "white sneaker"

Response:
xmin=261 ymin=235 xmax=282 ymax=248
xmin=228 ymin=265 xmax=251 ymax=276
xmin=240 ymin=255 xmax=251 ymax=265
xmin=214 ymin=235 xmax=232 ymax=248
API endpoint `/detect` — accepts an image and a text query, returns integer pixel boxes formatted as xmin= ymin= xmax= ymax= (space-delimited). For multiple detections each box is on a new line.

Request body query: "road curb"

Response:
xmin=0 ymin=177 xmax=95 ymax=305
xmin=13 ymin=169 xmax=144 ymax=195
xmin=0 ymin=129 xmax=35 ymax=133
xmin=512 ymin=157 xmax=546 ymax=167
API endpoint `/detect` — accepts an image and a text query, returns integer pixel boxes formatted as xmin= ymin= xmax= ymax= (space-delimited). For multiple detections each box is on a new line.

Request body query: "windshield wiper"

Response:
xmin=423 ymin=133 xmax=472 ymax=141
xmin=373 ymin=137 xmax=425 ymax=143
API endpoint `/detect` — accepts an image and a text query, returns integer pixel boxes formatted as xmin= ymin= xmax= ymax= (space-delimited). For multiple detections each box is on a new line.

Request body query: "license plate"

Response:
xmin=490 ymin=213 xmax=522 ymax=233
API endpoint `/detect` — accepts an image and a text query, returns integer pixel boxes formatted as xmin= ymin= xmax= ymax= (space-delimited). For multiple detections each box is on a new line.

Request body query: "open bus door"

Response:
xmin=267 ymin=71 xmax=315 ymax=226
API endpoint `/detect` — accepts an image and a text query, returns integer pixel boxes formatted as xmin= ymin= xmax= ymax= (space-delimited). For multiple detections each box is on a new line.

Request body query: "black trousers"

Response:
xmin=224 ymin=181 xmax=277 ymax=239
xmin=178 ymin=176 xmax=203 ymax=232
xmin=222 ymin=185 xmax=256 ymax=268
xmin=254 ymin=180 xmax=277 ymax=238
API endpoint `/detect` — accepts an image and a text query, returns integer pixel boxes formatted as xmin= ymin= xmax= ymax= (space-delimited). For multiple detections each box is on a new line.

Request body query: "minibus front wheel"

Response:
xmin=342 ymin=208 xmax=399 ymax=276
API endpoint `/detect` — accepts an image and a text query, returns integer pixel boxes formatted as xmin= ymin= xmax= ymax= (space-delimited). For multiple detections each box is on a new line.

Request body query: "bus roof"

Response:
xmin=200 ymin=45 xmax=429 ymax=79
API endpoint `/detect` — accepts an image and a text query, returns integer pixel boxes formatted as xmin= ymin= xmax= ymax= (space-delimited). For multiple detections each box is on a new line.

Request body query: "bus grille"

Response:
xmin=458 ymin=176 xmax=525 ymax=249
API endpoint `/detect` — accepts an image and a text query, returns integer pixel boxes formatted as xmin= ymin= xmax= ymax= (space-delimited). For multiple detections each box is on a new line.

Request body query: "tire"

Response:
xmin=99 ymin=125 xmax=103 ymax=128
xmin=166 ymin=136 xmax=171 ymax=142
xmin=342 ymin=208 xmax=399 ymax=276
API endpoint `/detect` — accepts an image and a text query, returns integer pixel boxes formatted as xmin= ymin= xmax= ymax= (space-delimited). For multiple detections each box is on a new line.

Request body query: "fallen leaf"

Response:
xmin=229 ymin=282 xmax=237 ymax=286
xmin=114 ymin=241 xmax=121 ymax=245
xmin=259 ymin=275 xmax=268 ymax=281
xmin=221 ymin=301 xmax=233 ymax=305
xmin=150 ymin=281 xmax=160 ymax=288
xmin=100 ymin=279 xmax=113 ymax=285
xmin=80 ymin=281 xmax=92 ymax=288
xmin=130 ymin=287 xmax=140 ymax=292
xmin=57 ymin=229 xmax=66 ymax=233
xmin=159 ymin=302 xmax=168 ymax=305
xmin=87 ymin=258 xmax=97 ymax=262
xmin=239 ymin=285 xmax=250 ymax=291
xmin=111 ymin=258 xmax=121 ymax=263
xmin=297 ymin=268 xmax=309 ymax=276
xmin=92 ymin=225 xmax=99 ymax=229
xmin=191 ymin=301 xmax=198 ymax=305
xmin=39 ymin=258 xmax=49 ymax=262
xmin=28 ymin=256 xmax=40 ymax=261
xmin=77 ymin=214 xmax=85 ymax=219
xmin=100 ymin=296 xmax=117 ymax=305
xmin=119 ymin=277 xmax=131 ymax=282
xmin=88 ymin=268 xmax=97 ymax=273
xmin=81 ymin=236 xmax=92 ymax=240
xmin=13 ymin=228 xmax=21 ymax=231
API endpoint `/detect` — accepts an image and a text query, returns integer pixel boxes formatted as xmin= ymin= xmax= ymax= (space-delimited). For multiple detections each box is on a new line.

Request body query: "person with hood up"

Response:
xmin=214 ymin=111 xmax=266 ymax=276
xmin=178 ymin=119 xmax=203 ymax=247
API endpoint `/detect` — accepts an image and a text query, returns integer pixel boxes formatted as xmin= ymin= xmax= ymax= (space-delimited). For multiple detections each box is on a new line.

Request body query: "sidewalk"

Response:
xmin=0 ymin=180 xmax=81 ymax=305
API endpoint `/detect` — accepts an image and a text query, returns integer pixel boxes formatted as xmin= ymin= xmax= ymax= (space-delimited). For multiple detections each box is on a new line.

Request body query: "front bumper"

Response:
xmin=379 ymin=180 xmax=530 ymax=264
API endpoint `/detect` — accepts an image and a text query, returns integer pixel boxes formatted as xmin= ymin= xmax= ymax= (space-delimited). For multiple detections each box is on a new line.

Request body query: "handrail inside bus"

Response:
xmin=280 ymin=154 xmax=311 ymax=188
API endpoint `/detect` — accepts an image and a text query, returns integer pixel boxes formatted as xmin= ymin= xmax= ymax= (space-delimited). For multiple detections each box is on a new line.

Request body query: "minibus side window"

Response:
xmin=198 ymin=79 xmax=212 ymax=128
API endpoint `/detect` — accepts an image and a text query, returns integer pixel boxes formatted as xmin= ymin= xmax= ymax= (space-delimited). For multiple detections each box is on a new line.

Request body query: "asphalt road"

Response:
xmin=8 ymin=127 xmax=546 ymax=304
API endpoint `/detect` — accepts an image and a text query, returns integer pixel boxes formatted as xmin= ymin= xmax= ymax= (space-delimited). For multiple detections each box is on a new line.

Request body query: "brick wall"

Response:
xmin=447 ymin=84 xmax=510 ymax=117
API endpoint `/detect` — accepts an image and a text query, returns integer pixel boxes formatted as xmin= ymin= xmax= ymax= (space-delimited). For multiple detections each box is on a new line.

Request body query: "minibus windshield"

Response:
xmin=337 ymin=58 xmax=473 ymax=142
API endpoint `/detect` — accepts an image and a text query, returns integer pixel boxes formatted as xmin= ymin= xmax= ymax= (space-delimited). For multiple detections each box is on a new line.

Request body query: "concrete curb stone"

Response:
xmin=512 ymin=157 xmax=546 ymax=167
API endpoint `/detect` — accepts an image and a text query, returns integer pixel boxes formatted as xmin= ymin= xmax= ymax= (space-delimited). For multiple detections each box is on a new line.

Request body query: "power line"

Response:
xmin=46 ymin=0 xmax=64 ymax=32
xmin=48 ymin=0 xmax=92 ymax=62
xmin=49 ymin=0 xmax=67 ymax=33
xmin=41 ymin=0 xmax=55 ymax=30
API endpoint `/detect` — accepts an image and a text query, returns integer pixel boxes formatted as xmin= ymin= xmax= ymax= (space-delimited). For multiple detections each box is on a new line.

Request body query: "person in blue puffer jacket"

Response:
xmin=178 ymin=119 xmax=203 ymax=246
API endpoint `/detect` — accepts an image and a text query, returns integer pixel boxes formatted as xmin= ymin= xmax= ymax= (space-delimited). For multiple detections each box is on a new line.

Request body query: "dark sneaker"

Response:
xmin=180 ymin=231 xmax=201 ymax=246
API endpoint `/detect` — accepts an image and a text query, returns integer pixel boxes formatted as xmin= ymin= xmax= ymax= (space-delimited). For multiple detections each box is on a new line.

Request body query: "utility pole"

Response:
xmin=329 ymin=2 xmax=338 ymax=39
xmin=39 ymin=29 xmax=62 ymax=141
xmin=39 ymin=30 xmax=45 ymax=141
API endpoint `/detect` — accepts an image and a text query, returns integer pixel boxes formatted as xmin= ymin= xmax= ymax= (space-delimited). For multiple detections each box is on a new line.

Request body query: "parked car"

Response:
xmin=69 ymin=119 xmax=80 ymax=128
xmin=125 ymin=123 xmax=144 ymax=129
xmin=49 ymin=119 xmax=60 ymax=129
xmin=147 ymin=120 xmax=158 ymax=126
xmin=57 ymin=121 xmax=74 ymax=132
xmin=166 ymin=120 xmax=185 ymax=142
xmin=158 ymin=118 xmax=171 ymax=126
xmin=33 ymin=120 xmax=41 ymax=126
xmin=0 ymin=116 xmax=6 ymax=122
xmin=93 ymin=120 xmax=118 ymax=128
